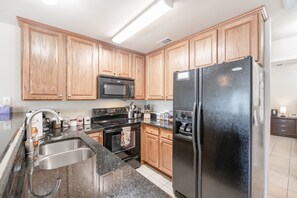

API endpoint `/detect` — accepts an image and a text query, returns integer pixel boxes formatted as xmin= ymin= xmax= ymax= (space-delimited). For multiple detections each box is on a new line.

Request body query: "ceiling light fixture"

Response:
xmin=42 ymin=0 xmax=58 ymax=6
xmin=112 ymin=0 xmax=174 ymax=44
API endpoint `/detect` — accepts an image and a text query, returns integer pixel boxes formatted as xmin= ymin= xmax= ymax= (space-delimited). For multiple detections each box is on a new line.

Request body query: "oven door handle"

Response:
xmin=104 ymin=128 xmax=122 ymax=134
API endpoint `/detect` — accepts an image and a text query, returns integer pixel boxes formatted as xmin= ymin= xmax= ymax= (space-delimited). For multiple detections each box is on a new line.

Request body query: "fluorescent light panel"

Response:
xmin=112 ymin=0 xmax=174 ymax=44
xmin=42 ymin=0 xmax=58 ymax=5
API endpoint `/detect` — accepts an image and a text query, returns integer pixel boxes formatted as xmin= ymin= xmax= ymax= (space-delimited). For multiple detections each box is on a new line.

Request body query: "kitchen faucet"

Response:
xmin=24 ymin=109 xmax=61 ymax=159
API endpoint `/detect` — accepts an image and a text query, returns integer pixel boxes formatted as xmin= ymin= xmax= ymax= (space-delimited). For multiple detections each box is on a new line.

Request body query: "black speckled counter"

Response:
xmin=3 ymin=120 xmax=171 ymax=197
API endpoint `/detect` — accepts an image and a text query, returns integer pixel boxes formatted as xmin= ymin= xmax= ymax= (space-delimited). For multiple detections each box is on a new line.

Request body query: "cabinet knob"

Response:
xmin=58 ymin=95 xmax=62 ymax=98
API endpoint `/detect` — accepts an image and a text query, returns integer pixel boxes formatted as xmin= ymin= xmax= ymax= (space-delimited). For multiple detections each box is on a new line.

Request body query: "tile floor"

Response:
xmin=137 ymin=135 xmax=297 ymax=198
xmin=136 ymin=165 xmax=175 ymax=197
xmin=269 ymin=135 xmax=297 ymax=198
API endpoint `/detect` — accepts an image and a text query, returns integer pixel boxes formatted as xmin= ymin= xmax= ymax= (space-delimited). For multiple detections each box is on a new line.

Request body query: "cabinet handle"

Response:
xmin=68 ymin=95 xmax=71 ymax=97
xmin=58 ymin=95 xmax=62 ymax=98
xmin=281 ymin=120 xmax=286 ymax=122
xmin=281 ymin=125 xmax=286 ymax=127
xmin=281 ymin=130 xmax=286 ymax=132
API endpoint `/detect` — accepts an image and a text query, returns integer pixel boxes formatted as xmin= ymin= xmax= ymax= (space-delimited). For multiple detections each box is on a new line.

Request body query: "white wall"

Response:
xmin=271 ymin=35 xmax=297 ymax=62
xmin=0 ymin=21 xmax=146 ymax=117
xmin=146 ymin=100 xmax=173 ymax=112
xmin=270 ymin=62 xmax=297 ymax=115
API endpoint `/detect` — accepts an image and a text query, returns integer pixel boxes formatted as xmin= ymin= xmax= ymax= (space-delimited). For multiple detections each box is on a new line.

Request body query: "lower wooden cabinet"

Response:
xmin=271 ymin=117 xmax=297 ymax=138
xmin=88 ymin=131 xmax=103 ymax=144
xmin=141 ymin=125 xmax=173 ymax=177
xmin=146 ymin=133 xmax=160 ymax=168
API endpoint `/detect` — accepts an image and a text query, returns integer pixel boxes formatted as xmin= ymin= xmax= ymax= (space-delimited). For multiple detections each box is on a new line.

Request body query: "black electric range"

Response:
xmin=91 ymin=107 xmax=141 ymax=168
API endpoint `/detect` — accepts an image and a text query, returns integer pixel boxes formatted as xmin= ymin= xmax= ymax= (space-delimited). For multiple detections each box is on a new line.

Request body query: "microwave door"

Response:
xmin=103 ymin=83 xmax=128 ymax=97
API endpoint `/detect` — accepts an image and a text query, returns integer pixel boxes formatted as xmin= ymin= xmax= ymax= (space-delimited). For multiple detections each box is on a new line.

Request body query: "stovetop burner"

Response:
xmin=91 ymin=107 xmax=141 ymax=129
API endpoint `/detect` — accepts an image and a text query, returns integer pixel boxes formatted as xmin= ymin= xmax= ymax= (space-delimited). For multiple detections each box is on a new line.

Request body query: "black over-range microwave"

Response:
xmin=98 ymin=75 xmax=135 ymax=99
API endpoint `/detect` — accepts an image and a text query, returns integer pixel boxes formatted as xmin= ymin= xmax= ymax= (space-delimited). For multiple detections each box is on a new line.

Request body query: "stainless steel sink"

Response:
xmin=39 ymin=148 xmax=95 ymax=170
xmin=39 ymin=138 xmax=87 ymax=156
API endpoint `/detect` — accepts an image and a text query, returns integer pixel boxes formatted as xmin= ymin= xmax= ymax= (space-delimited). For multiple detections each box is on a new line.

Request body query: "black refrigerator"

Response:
xmin=172 ymin=57 xmax=265 ymax=198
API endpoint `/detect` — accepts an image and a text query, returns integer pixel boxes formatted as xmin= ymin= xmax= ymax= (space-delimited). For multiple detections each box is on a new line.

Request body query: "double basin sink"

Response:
xmin=38 ymin=138 xmax=95 ymax=170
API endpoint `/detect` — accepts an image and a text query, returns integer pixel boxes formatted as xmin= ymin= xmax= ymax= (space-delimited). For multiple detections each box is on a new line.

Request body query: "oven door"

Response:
xmin=104 ymin=127 xmax=136 ymax=153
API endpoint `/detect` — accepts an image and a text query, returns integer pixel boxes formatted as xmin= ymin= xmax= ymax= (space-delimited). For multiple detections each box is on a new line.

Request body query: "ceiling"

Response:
xmin=0 ymin=0 xmax=296 ymax=53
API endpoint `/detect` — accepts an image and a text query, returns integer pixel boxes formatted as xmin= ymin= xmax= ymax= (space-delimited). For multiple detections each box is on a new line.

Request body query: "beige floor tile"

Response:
xmin=268 ymin=183 xmax=288 ymax=198
xmin=269 ymin=170 xmax=289 ymax=189
xmin=161 ymin=185 xmax=175 ymax=197
xmin=136 ymin=168 xmax=152 ymax=178
xmin=151 ymin=172 xmax=170 ymax=186
xmin=288 ymin=178 xmax=297 ymax=193
xmin=288 ymin=190 xmax=297 ymax=198
xmin=290 ymin=167 xmax=297 ymax=180
xmin=269 ymin=163 xmax=289 ymax=177
xmin=147 ymin=175 xmax=164 ymax=187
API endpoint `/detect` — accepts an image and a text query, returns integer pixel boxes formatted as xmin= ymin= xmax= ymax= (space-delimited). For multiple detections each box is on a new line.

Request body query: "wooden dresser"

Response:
xmin=271 ymin=117 xmax=297 ymax=138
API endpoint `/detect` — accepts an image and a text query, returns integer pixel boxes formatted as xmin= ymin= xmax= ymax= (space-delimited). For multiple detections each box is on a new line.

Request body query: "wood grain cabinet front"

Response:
xmin=131 ymin=54 xmax=145 ymax=100
xmin=98 ymin=44 xmax=116 ymax=76
xmin=271 ymin=117 xmax=297 ymax=138
xmin=146 ymin=50 xmax=165 ymax=100
xmin=165 ymin=41 xmax=189 ymax=100
xmin=21 ymin=23 xmax=66 ymax=100
xmin=88 ymin=131 xmax=103 ymax=144
xmin=66 ymin=36 xmax=98 ymax=100
xmin=116 ymin=49 xmax=132 ymax=78
xmin=218 ymin=13 xmax=263 ymax=65
xmin=145 ymin=133 xmax=160 ymax=168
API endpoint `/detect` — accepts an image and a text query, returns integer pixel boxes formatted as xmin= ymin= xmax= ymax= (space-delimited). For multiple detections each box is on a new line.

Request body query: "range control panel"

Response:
xmin=92 ymin=107 xmax=127 ymax=117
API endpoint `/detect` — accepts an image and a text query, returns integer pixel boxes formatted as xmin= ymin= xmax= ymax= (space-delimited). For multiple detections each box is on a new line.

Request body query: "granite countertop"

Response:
xmin=0 ymin=113 xmax=25 ymax=164
xmin=2 ymin=115 xmax=171 ymax=197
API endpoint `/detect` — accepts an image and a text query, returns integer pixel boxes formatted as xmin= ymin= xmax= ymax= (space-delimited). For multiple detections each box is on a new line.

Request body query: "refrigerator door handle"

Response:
xmin=192 ymin=102 xmax=198 ymax=198
xmin=197 ymin=101 xmax=202 ymax=198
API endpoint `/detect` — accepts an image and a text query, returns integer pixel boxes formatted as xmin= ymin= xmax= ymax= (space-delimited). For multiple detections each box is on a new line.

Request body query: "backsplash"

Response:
xmin=12 ymin=100 xmax=146 ymax=118
xmin=146 ymin=100 xmax=173 ymax=112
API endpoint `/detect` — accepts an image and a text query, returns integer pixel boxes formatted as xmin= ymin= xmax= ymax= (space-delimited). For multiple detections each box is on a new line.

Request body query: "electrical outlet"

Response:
xmin=2 ymin=97 xmax=11 ymax=106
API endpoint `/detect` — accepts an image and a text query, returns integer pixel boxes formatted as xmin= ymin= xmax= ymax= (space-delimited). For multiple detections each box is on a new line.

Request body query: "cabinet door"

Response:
xmin=190 ymin=29 xmax=217 ymax=69
xmin=67 ymin=36 xmax=98 ymax=100
xmin=21 ymin=24 xmax=66 ymax=100
xmin=165 ymin=41 xmax=189 ymax=100
xmin=116 ymin=49 xmax=132 ymax=78
xmin=160 ymin=138 xmax=173 ymax=176
xmin=146 ymin=133 xmax=159 ymax=168
xmin=88 ymin=131 xmax=103 ymax=145
xmin=146 ymin=50 xmax=165 ymax=100
xmin=218 ymin=14 xmax=259 ymax=63
xmin=132 ymin=54 xmax=145 ymax=99
xmin=99 ymin=44 xmax=116 ymax=76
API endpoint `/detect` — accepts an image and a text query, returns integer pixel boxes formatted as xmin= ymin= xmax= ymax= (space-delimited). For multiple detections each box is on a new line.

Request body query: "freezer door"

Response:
xmin=201 ymin=58 xmax=252 ymax=198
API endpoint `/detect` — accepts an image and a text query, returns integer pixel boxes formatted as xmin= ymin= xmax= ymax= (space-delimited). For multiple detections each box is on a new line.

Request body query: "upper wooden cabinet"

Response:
xmin=116 ymin=49 xmax=132 ymax=78
xmin=99 ymin=44 xmax=116 ymax=76
xmin=66 ymin=36 xmax=98 ymax=100
xmin=146 ymin=50 xmax=165 ymax=100
xmin=21 ymin=23 xmax=66 ymax=100
xmin=190 ymin=29 xmax=217 ymax=69
xmin=218 ymin=13 xmax=262 ymax=64
xmin=132 ymin=54 xmax=145 ymax=100
xmin=165 ymin=41 xmax=189 ymax=100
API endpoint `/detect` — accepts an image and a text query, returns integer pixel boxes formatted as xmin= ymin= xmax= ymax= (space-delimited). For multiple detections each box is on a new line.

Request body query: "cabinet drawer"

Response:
xmin=145 ymin=125 xmax=159 ymax=136
xmin=272 ymin=119 xmax=295 ymax=127
xmin=160 ymin=129 xmax=173 ymax=140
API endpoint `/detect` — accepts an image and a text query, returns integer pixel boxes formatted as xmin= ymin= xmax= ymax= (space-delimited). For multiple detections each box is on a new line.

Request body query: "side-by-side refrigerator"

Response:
xmin=172 ymin=57 xmax=265 ymax=198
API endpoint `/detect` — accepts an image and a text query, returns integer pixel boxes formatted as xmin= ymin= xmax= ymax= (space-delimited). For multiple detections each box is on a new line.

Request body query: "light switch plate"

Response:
xmin=2 ymin=97 xmax=11 ymax=106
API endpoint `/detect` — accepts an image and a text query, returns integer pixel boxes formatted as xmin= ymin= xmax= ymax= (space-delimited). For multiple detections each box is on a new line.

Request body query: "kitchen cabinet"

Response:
xmin=99 ymin=44 xmax=116 ymax=76
xmin=271 ymin=117 xmax=297 ymax=138
xmin=21 ymin=23 xmax=66 ymax=100
xmin=190 ymin=29 xmax=217 ymax=68
xmin=88 ymin=131 xmax=104 ymax=144
xmin=159 ymin=129 xmax=173 ymax=176
xmin=218 ymin=13 xmax=262 ymax=64
xmin=146 ymin=50 xmax=165 ymax=100
xmin=67 ymin=36 xmax=98 ymax=100
xmin=146 ymin=133 xmax=160 ymax=168
xmin=165 ymin=41 xmax=189 ymax=100
xmin=141 ymin=124 xmax=173 ymax=177
xmin=116 ymin=49 xmax=132 ymax=78
xmin=132 ymin=54 xmax=145 ymax=99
